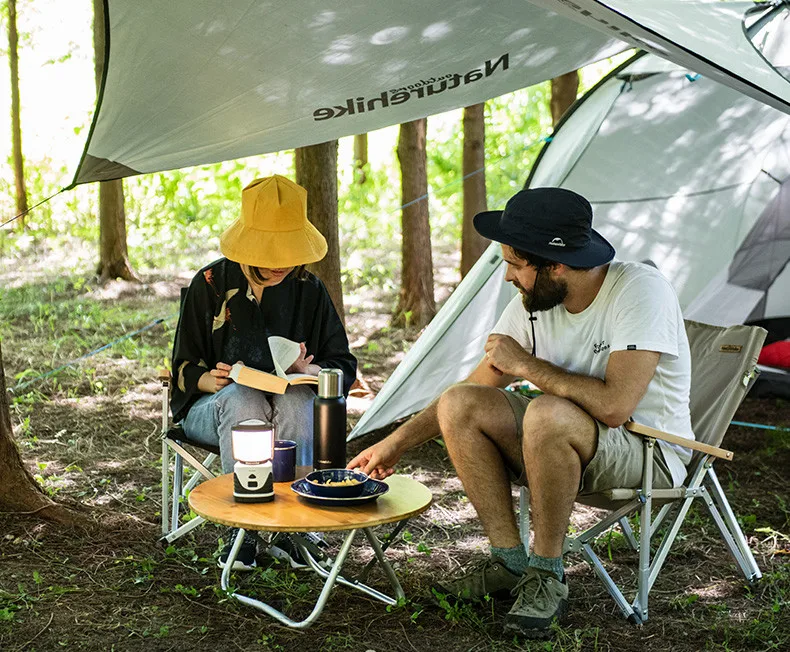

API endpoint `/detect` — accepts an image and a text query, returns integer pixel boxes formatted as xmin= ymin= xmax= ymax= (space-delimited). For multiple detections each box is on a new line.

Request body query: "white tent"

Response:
xmin=350 ymin=11 xmax=790 ymax=438
xmin=73 ymin=0 xmax=790 ymax=185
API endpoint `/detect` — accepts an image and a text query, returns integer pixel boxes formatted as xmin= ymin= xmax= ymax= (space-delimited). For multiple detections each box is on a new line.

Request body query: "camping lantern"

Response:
xmin=231 ymin=419 xmax=275 ymax=503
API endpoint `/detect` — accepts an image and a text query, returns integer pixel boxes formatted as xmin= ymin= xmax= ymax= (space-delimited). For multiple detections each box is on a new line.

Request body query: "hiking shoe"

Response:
xmin=504 ymin=567 xmax=569 ymax=638
xmin=218 ymin=530 xmax=258 ymax=571
xmin=431 ymin=557 xmax=521 ymax=602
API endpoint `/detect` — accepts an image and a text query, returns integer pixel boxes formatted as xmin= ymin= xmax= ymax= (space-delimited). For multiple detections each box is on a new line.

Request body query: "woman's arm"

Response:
xmin=171 ymin=273 xmax=217 ymax=420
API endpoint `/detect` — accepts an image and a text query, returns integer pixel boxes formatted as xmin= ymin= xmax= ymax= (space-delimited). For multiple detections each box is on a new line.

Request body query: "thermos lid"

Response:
xmin=317 ymin=368 xmax=343 ymax=398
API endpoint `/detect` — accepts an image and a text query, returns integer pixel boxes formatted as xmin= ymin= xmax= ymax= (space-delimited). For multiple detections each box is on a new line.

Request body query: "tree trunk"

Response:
xmin=353 ymin=133 xmax=368 ymax=184
xmin=8 ymin=0 xmax=29 ymax=228
xmin=295 ymin=141 xmax=345 ymax=324
xmin=0 ymin=342 xmax=75 ymax=524
xmin=550 ymin=70 xmax=579 ymax=127
xmin=96 ymin=181 xmax=138 ymax=282
xmin=393 ymin=118 xmax=435 ymax=329
xmin=93 ymin=0 xmax=137 ymax=283
xmin=460 ymin=103 xmax=489 ymax=278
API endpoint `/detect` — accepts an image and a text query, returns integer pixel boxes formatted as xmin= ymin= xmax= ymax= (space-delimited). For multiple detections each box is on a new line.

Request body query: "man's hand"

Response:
xmin=483 ymin=334 xmax=531 ymax=378
xmin=286 ymin=342 xmax=321 ymax=375
xmin=347 ymin=438 xmax=402 ymax=480
xmin=198 ymin=361 xmax=234 ymax=393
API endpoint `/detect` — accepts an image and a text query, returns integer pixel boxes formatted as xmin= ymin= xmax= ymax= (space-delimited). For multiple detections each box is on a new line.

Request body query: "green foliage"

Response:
xmin=338 ymin=163 xmax=401 ymax=293
xmin=669 ymin=592 xmax=700 ymax=611
xmin=766 ymin=424 xmax=790 ymax=454
xmin=538 ymin=624 xmax=602 ymax=652
xmin=485 ymin=82 xmax=554 ymax=198
xmin=431 ymin=587 xmax=475 ymax=624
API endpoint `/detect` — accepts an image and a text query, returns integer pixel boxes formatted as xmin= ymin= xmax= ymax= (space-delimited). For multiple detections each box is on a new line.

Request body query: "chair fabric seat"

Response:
xmin=166 ymin=425 xmax=220 ymax=455
xmin=576 ymin=487 xmax=687 ymax=510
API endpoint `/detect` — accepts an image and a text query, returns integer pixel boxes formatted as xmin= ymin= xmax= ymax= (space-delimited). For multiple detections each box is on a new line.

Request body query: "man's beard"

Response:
xmin=514 ymin=269 xmax=568 ymax=312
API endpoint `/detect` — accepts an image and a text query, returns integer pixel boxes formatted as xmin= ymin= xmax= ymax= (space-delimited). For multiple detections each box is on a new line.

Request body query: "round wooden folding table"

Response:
xmin=189 ymin=473 xmax=433 ymax=629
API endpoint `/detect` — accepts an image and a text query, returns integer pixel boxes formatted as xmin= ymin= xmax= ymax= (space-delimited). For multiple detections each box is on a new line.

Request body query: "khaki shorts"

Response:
xmin=499 ymin=389 xmax=674 ymax=494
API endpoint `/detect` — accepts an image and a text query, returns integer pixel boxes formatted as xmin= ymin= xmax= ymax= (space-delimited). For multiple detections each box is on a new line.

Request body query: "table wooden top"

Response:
xmin=188 ymin=473 xmax=433 ymax=532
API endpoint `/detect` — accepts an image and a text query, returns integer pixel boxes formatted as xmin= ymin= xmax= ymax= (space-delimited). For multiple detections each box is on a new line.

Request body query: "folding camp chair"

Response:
xmin=159 ymin=368 xmax=220 ymax=543
xmin=519 ymin=320 xmax=767 ymax=624
xmin=156 ymin=287 xmax=220 ymax=543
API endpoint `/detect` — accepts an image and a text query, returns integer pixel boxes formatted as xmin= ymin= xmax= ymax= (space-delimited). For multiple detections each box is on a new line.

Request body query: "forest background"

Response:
xmin=0 ymin=2 xmax=788 ymax=652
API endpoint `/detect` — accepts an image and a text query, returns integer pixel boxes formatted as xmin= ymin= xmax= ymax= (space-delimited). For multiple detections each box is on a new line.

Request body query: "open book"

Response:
xmin=228 ymin=336 xmax=318 ymax=394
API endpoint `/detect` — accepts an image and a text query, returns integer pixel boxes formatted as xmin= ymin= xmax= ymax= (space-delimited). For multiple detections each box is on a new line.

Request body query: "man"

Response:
xmin=348 ymin=187 xmax=694 ymax=637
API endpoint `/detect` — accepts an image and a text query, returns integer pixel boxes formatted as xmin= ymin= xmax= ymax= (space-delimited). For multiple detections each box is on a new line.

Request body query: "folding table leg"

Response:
xmin=356 ymin=518 xmax=409 ymax=583
xmin=220 ymin=528 xmax=359 ymax=629
xmin=362 ymin=527 xmax=405 ymax=602
xmin=295 ymin=531 xmax=404 ymax=605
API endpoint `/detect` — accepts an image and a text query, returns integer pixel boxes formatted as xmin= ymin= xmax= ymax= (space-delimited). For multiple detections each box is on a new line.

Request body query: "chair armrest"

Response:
xmin=158 ymin=368 xmax=172 ymax=383
xmin=624 ymin=420 xmax=734 ymax=462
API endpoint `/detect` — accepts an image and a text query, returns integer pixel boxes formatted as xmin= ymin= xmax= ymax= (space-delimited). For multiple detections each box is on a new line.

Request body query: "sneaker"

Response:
xmin=265 ymin=534 xmax=309 ymax=569
xmin=218 ymin=530 xmax=258 ymax=571
xmin=431 ymin=556 xmax=521 ymax=602
xmin=302 ymin=531 xmax=329 ymax=550
xmin=504 ymin=567 xmax=569 ymax=638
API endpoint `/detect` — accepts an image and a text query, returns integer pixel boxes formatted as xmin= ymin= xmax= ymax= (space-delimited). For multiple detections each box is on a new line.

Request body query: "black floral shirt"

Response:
xmin=171 ymin=258 xmax=356 ymax=422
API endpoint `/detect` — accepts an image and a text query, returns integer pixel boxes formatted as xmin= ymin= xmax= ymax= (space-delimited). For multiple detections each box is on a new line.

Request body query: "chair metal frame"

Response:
xmin=518 ymin=321 xmax=766 ymax=624
xmin=159 ymin=370 xmax=218 ymax=543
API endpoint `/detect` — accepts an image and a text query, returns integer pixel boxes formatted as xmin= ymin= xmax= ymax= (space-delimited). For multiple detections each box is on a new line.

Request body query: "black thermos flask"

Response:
xmin=313 ymin=369 xmax=346 ymax=470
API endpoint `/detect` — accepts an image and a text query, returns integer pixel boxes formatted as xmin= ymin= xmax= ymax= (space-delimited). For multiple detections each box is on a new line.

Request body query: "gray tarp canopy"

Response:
xmin=73 ymin=0 xmax=790 ymax=185
xmin=68 ymin=2 xmax=790 ymax=431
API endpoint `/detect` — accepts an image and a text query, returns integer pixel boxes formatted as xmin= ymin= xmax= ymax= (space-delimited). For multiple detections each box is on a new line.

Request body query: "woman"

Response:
xmin=171 ymin=175 xmax=356 ymax=569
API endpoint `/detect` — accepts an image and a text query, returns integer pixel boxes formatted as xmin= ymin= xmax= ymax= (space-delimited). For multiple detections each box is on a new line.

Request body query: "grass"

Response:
xmin=1 ymin=249 xmax=789 ymax=652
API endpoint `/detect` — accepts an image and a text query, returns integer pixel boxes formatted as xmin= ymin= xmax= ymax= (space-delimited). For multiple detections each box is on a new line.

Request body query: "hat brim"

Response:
xmin=220 ymin=219 xmax=328 ymax=268
xmin=474 ymin=210 xmax=615 ymax=267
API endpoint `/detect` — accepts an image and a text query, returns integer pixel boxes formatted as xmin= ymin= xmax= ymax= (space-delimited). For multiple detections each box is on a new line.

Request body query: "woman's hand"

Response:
xmin=286 ymin=342 xmax=321 ymax=375
xmin=197 ymin=361 xmax=234 ymax=393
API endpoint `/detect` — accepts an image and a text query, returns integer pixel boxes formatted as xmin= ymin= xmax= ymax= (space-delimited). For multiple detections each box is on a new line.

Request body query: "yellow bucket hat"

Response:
xmin=220 ymin=175 xmax=328 ymax=268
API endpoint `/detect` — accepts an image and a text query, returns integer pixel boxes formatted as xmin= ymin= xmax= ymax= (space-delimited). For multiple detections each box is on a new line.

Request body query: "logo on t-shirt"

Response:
xmin=593 ymin=340 xmax=610 ymax=354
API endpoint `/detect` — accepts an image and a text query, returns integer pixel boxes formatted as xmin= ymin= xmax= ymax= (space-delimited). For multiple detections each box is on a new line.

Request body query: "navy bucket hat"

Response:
xmin=474 ymin=187 xmax=615 ymax=267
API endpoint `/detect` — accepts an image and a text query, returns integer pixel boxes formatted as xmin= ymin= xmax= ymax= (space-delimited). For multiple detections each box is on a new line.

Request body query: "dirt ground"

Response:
xmin=1 ymin=260 xmax=789 ymax=652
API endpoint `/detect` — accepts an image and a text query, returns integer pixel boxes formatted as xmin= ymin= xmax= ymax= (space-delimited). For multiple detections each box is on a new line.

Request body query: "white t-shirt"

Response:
xmin=492 ymin=261 xmax=693 ymax=486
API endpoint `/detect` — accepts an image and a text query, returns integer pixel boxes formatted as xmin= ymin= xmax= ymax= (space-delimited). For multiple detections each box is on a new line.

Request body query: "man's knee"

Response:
xmin=522 ymin=394 xmax=588 ymax=450
xmin=437 ymin=383 xmax=490 ymax=433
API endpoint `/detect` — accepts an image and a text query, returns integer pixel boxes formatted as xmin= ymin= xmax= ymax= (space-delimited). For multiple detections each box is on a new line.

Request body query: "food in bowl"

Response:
xmin=305 ymin=469 xmax=369 ymax=497
xmin=320 ymin=478 xmax=363 ymax=487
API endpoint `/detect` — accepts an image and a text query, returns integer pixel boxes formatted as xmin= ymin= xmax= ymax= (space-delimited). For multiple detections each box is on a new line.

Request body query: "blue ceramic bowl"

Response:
xmin=305 ymin=469 xmax=369 ymax=498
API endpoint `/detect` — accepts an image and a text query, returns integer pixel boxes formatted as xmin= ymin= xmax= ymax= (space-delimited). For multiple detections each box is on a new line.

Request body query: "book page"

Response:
xmin=268 ymin=336 xmax=301 ymax=379
xmin=285 ymin=372 xmax=318 ymax=384
xmin=228 ymin=362 xmax=245 ymax=383
xmin=229 ymin=362 xmax=289 ymax=394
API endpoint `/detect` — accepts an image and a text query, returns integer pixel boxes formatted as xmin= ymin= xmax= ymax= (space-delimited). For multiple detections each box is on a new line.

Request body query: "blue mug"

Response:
xmin=273 ymin=440 xmax=297 ymax=482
